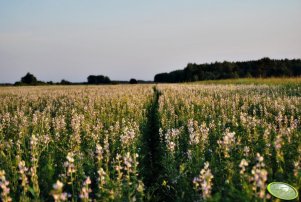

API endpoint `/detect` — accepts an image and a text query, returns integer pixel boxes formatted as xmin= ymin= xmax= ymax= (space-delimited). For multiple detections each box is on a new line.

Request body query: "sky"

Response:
xmin=0 ymin=0 xmax=301 ymax=83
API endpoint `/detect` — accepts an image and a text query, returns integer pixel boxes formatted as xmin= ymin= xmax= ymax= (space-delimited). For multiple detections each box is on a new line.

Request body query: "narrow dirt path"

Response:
xmin=140 ymin=86 xmax=169 ymax=201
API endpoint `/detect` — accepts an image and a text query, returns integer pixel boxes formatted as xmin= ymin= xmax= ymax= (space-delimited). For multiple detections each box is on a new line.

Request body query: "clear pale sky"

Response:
xmin=1 ymin=0 xmax=301 ymax=83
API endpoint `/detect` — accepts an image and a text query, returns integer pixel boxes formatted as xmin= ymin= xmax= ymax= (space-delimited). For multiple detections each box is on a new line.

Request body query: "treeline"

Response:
xmin=11 ymin=73 xmax=149 ymax=86
xmin=14 ymin=73 xmax=78 ymax=86
xmin=154 ymin=58 xmax=301 ymax=83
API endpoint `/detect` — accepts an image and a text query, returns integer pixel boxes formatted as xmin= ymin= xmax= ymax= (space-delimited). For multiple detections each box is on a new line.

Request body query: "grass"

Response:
xmin=193 ymin=77 xmax=301 ymax=85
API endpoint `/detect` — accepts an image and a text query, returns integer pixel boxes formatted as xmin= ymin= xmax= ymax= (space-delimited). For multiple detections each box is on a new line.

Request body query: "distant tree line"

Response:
xmin=154 ymin=58 xmax=301 ymax=83
xmin=14 ymin=73 xmax=45 ymax=86
xmin=11 ymin=73 xmax=147 ymax=86
xmin=14 ymin=73 xmax=74 ymax=86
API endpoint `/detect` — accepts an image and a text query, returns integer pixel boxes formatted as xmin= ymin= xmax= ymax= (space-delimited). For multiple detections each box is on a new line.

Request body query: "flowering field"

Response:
xmin=0 ymin=85 xmax=153 ymax=202
xmin=0 ymin=83 xmax=300 ymax=201
xmin=157 ymin=84 xmax=301 ymax=201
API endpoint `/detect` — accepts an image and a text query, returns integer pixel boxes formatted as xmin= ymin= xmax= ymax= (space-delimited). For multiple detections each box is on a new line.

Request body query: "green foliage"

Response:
xmin=129 ymin=79 xmax=138 ymax=84
xmin=156 ymin=83 xmax=301 ymax=201
xmin=154 ymin=58 xmax=301 ymax=83
xmin=21 ymin=72 xmax=38 ymax=84
xmin=87 ymin=75 xmax=111 ymax=84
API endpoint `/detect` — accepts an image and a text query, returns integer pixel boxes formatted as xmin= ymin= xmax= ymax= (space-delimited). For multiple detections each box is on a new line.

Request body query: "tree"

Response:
xmin=129 ymin=78 xmax=138 ymax=84
xmin=154 ymin=58 xmax=301 ymax=83
xmin=60 ymin=79 xmax=71 ymax=85
xmin=154 ymin=73 xmax=169 ymax=83
xmin=87 ymin=75 xmax=97 ymax=84
xmin=21 ymin=72 xmax=37 ymax=84
xmin=87 ymin=75 xmax=111 ymax=84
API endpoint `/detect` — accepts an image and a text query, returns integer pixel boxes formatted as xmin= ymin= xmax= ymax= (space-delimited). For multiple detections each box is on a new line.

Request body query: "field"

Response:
xmin=195 ymin=77 xmax=301 ymax=85
xmin=0 ymin=80 xmax=300 ymax=201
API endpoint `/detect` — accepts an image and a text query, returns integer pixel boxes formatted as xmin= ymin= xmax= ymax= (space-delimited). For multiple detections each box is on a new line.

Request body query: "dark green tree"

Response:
xmin=129 ymin=78 xmax=138 ymax=84
xmin=60 ymin=79 xmax=71 ymax=85
xmin=87 ymin=75 xmax=111 ymax=84
xmin=154 ymin=58 xmax=301 ymax=83
xmin=21 ymin=72 xmax=38 ymax=84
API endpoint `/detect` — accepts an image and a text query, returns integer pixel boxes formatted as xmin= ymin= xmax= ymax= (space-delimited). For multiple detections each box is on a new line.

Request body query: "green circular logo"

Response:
xmin=267 ymin=182 xmax=298 ymax=200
